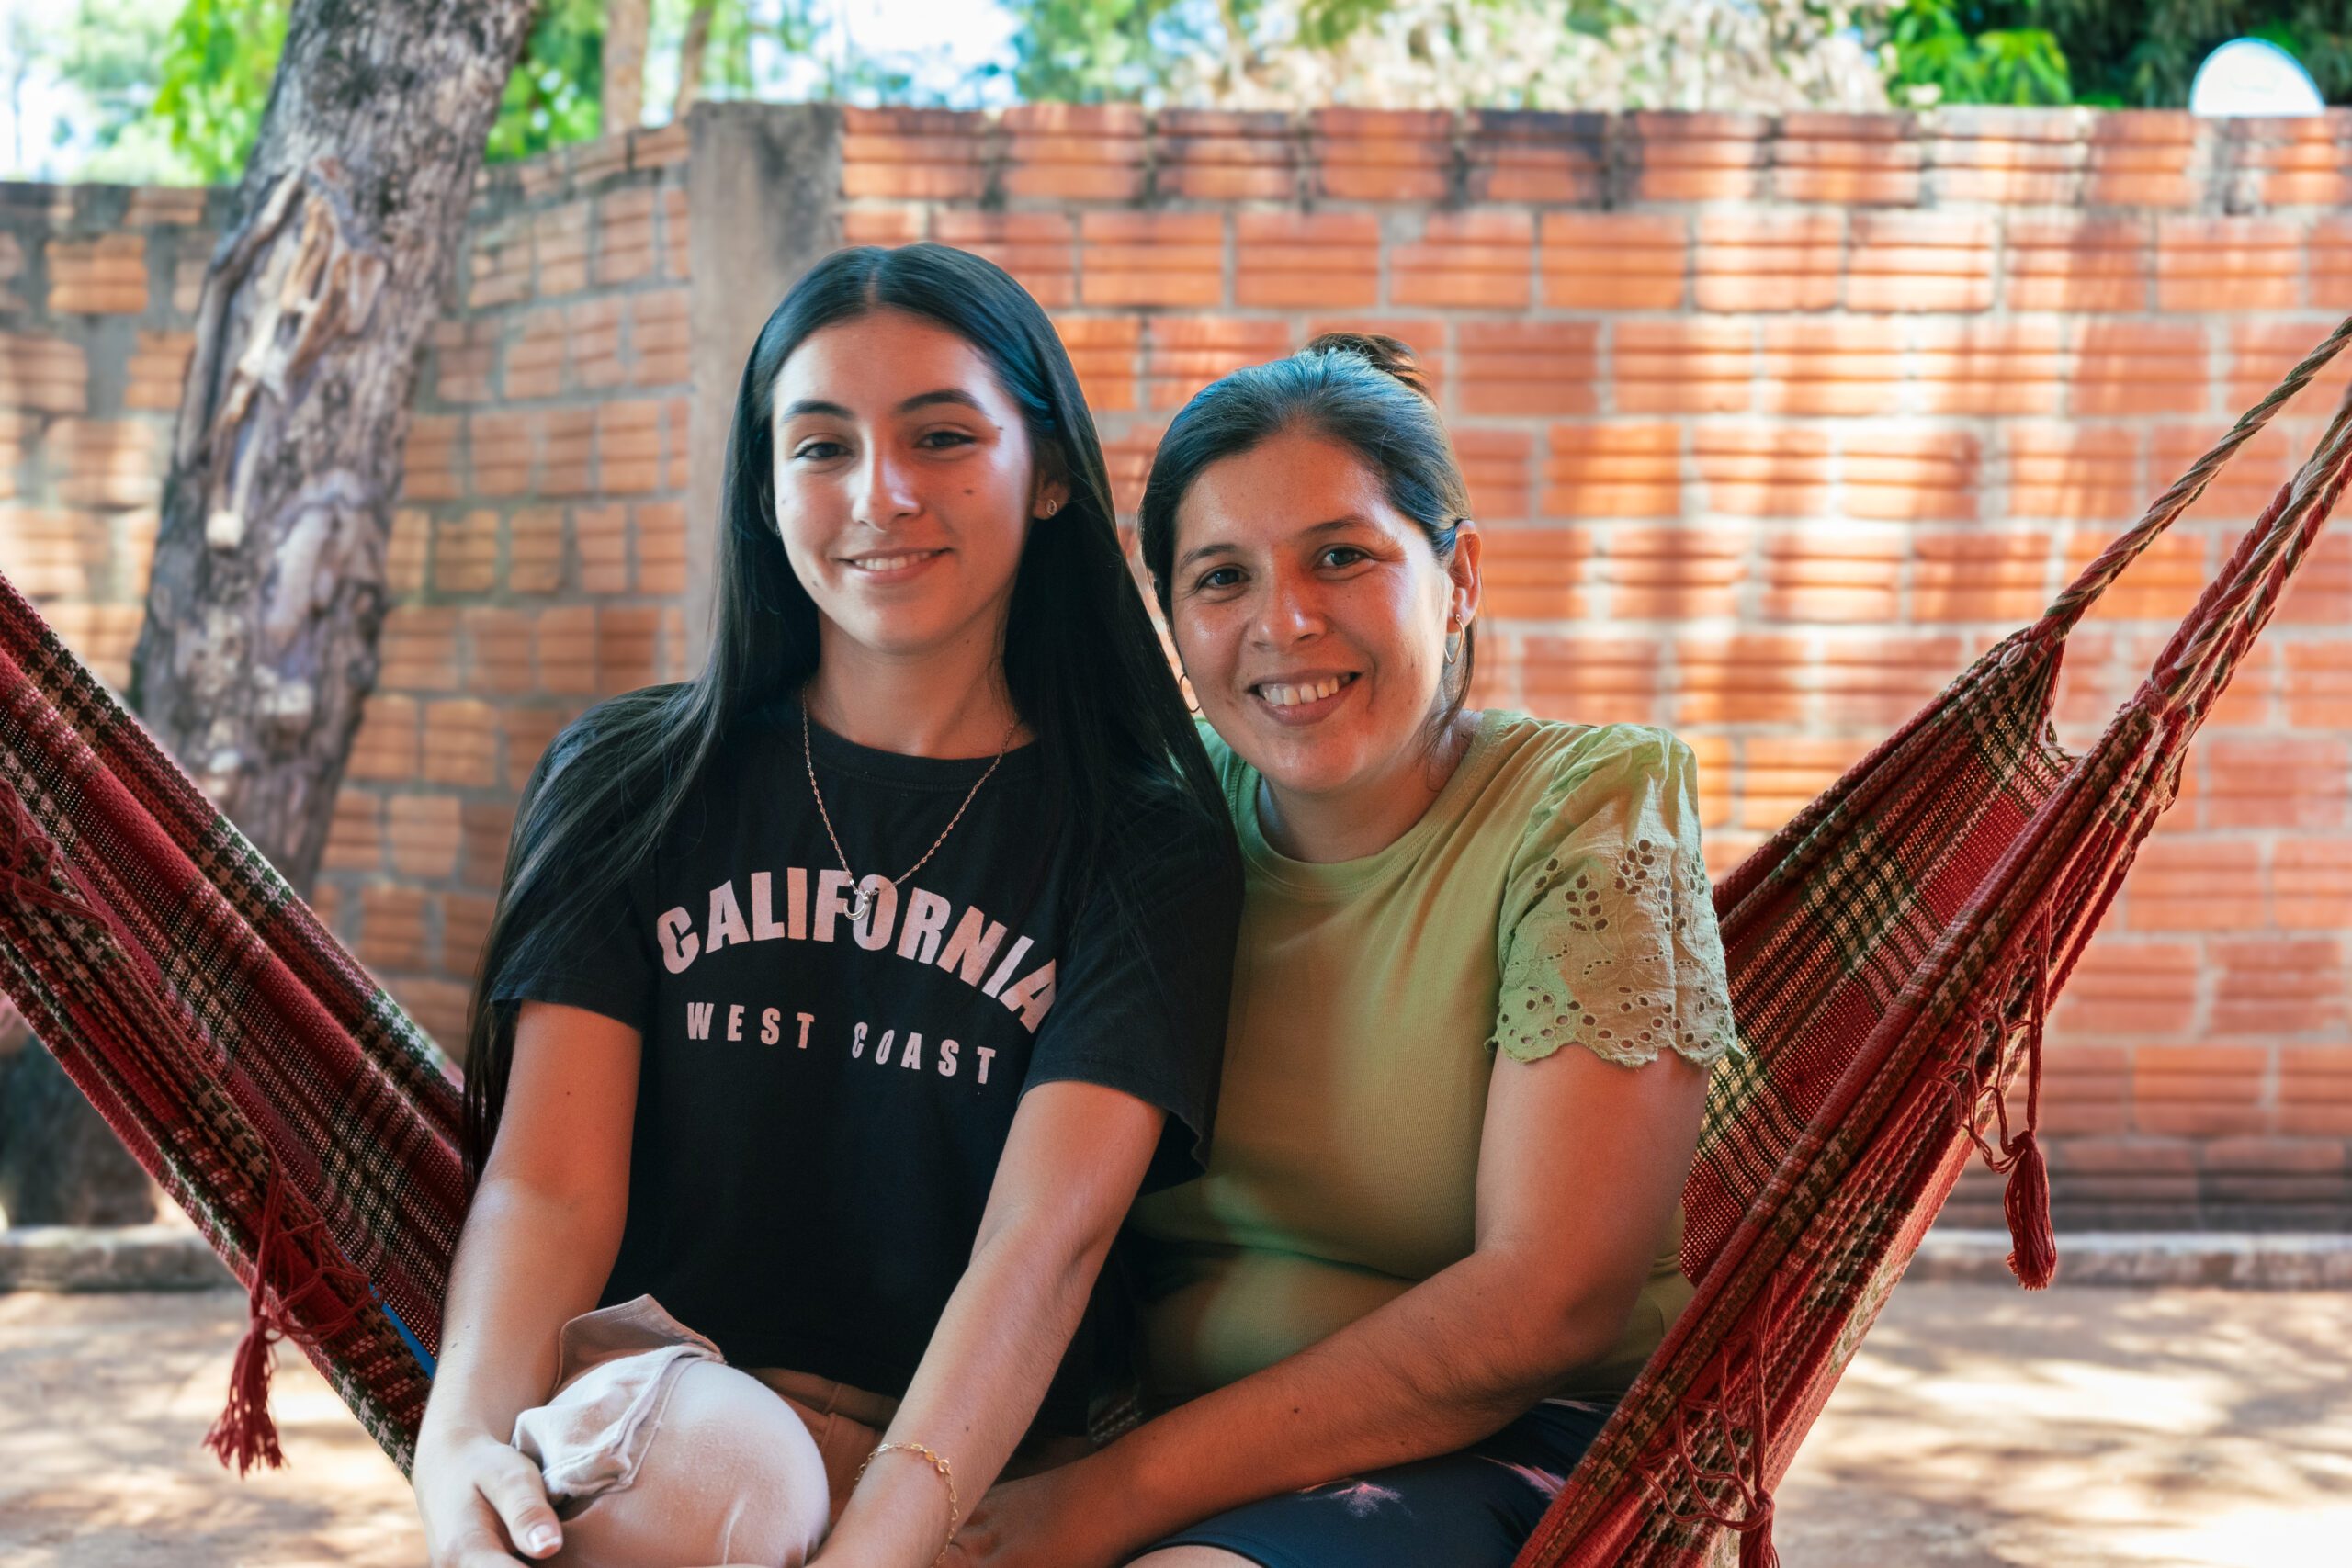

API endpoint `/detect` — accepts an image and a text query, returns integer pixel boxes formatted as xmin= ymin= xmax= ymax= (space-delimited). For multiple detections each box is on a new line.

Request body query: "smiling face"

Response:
xmin=1169 ymin=425 xmax=1479 ymax=811
xmin=770 ymin=308 xmax=1061 ymax=666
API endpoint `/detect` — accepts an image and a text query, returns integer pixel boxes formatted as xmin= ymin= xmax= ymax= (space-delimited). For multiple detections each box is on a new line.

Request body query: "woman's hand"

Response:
xmin=413 ymin=1426 xmax=564 ymax=1568
xmin=953 ymin=1461 xmax=1130 ymax=1568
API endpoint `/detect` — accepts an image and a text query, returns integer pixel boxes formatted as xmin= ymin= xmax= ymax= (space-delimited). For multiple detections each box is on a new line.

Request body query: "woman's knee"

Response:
xmin=545 ymin=1358 xmax=830 ymax=1567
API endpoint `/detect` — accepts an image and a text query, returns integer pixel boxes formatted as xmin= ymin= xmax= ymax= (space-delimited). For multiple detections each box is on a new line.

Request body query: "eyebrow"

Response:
xmin=778 ymin=389 xmax=989 ymax=421
xmin=1175 ymin=514 xmax=1371 ymax=571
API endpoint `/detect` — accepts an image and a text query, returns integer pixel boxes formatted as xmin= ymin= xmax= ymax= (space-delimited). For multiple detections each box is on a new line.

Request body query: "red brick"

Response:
xmin=2155 ymin=217 xmax=2302 ymax=311
xmin=1602 ymin=525 xmax=1748 ymax=620
xmin=1079 ymin=212 xmax=1225 ymax=309
xmin=1692 ymin=425 xmax=1831 ymax=518
xmin=629 ymin=288 xmax=690 ymax=386
xmin=402 ymin=415 xmax=462 ymax=502
xmin=1002 ymin=104 xmax=1147 ymax=201
xmin=2205 ymin=737 xmax=2349 ymax=830
xmin=596 ymin=400 xmax=662 ymax=494
xmin=469 ymin=411 xmax=535 ymax=497
xmin=1542 ymin=423 xmax=1680 ymax=519
xmin=1674 ymin=630 xmax=1964 ymax=728
xmin=1758 ymin=319 xmax=1902 ymax=418
xmin=2211 ymin=936 xmax=2348 ymax=1035
xmin=1454 ymin=426 xmax=1531 ymax=522
xmin=1393 ymin=211 xmax=1533 ymax=310
xmin=1695 ymin=210 xmax=1841 ymax=312
xmin=1914 ymin=532 xmax=2053 ymax=624
xmin=2280 ymin=1046 xmax=2352 ymax=1135
xmin=388 ymin=793 xmax=463 ymax=880
xmin=2007 ymin=424 xmax=2141 ymax=523
xmin=432 ymin=512 xmax=498 ymax=596
xmin=380 ymin=607 xmax=460 ymax=692
xmin=45 ymin=233 xmax=147 ymax=313
xmin=575 ymin=502 xmax=629 ymax=592
xmin=1158 ymin=110 xmax=1297 ymax=202
xmin=1053 ymin=314 xmax=1141 ymax=414
xmin=597 ymin=605 xmax=662 ymax=695
xmin=1234 ymin=211 xmax=1378 ymax=310
xmin=503 ymin=706 xmax=571 ymax=791
xmin=1739 ymin=734 xmax=1875 ymax=829
xmin=2120 ymin=838 xmax=2266 ymax=931
xmin=1613 ymin=320 xmax=1752 ymax=413
xmin=2005 ymin=215 xmax=2150 ymax=312
xmin=2223 ymin=315 xmax=2352 ymax=416
xmin=124 ymin=330 xmax=193 ymax=411
xmin=594 ymin=185 xmax=657 ymax=286
xmin=2061 ymin=528 xmax=2207 ymax=625
xmin=2071 ymin=320 xmax=2208 ymax=417
xmin=358 ymin=885 xmax=431 ymax=973
xmin=842 ymin=209 xmax=925 ymax=247
xmin=322 ymin=789 xmax=384 ymax=875
xmin=422 ymin=699 xmax=499 ymax=787
xmin=509 ymin=506 xmax=565 ymax=593
xmin=1539 ymin=212 xmax=1687 ymax=310
xmin=536 ymin=606 xmax=598 ymax=695
xmin=1464 ymin=112 xmax=1605 ymax=203
xmin=1142 ymin=317 xmax=1292 ymax=412
xmin=2151 ymin=423 xmax=2294 ymax=530
xmin=2314 ymin=217 xmax=2352 ymax=309
xmin=1839 ymin=428 xmax=1978 ymax=522
xmin=637 ymin=501 xmax=687 ymax=595
xmin=50 ymin=420 xmax=157 ymax=507
xmin=348 ymin=694 xmax=421 ymax=783
xmin=464 ymin=608 xmax=538 ymax=695
xmin=1311 ymin=108 xmax=1453 ymax=202
xmin=933 ymin=211 xmax=1076 ymax=309
xmin=1628 ymin=115 xmax=1768 ymax=202
xmin=2278 ymin=533 xmax=2352 ymax=626
xmin=1514 ymin=633 xmax=1662 ymax=725
xmin=1476 ymin=525 xmax=1592 ymax=622
xmin=0 ymin=333 xmax=87 ymax=412
xmin=461 ymin=799 xmax=519 ymax=888
xmin=1456 ymin=321 xmax=1598 ymax=417
xmin=1847 ymin=212 xmax=1995 ymax=313
xmin=533 ymin=201 xmax=592 ymax=298
xmin=1773 ymin=133 xmax=1923 ymax=206
xmin=1759 ymin=529 xmax=1904 ymax=622
xmin=2050 ymin=937 xmax=2200 ymax=1037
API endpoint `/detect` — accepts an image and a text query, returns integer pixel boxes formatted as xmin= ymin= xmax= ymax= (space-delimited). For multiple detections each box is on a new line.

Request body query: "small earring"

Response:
xmin=1039 ymin=498 xmax=1060 ymax=518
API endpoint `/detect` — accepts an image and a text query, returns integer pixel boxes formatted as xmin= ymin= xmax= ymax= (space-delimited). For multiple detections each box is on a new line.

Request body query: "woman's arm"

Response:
xmin=967 ymin=1043 xmax=1710 ymax=1568
xmin=412 ymin=1002 xmax=639 ymax=1568
xmin=813 ymin=1078 xmax=1163 ymax=1568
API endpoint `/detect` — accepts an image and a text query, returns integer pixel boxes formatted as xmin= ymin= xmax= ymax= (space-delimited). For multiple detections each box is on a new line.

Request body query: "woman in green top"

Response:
xmin=959 ymin=333 xmax=1740 ymax=1568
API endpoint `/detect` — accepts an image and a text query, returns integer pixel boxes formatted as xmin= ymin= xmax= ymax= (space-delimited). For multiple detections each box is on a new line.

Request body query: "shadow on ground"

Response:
xmin=1 ymin=1281 xmax=2345 ymax=1565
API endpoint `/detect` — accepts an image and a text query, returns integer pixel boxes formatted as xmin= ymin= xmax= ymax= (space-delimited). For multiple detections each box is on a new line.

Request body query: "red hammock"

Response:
xmin=2 ymin=316 xmax=2348 ymax=1560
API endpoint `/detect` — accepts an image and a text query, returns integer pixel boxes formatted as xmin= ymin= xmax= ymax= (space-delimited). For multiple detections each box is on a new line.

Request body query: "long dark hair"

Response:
xmin=461 ymin=243 xmax=1228 ymax=1184
xmin=1136 ymin=331 xmax=1476 ymax=716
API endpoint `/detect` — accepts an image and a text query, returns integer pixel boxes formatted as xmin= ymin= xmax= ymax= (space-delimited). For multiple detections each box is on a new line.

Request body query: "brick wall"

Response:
xmin=6 ymin=103 xmax=2351 ymax=1228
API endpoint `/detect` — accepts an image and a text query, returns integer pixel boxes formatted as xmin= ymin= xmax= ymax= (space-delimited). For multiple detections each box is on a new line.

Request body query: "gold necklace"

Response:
xmin=801 ymin=697 xmax=1019 ymax=924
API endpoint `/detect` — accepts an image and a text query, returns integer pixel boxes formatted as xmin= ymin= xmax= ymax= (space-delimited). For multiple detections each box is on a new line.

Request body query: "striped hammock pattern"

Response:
xmin=1 ymin=316 xmax=2347 ymax=1558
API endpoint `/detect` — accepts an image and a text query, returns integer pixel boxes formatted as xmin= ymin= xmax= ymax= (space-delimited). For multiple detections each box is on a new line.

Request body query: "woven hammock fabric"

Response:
xmin=0 ymin=314 xmax=2347 ymax=1549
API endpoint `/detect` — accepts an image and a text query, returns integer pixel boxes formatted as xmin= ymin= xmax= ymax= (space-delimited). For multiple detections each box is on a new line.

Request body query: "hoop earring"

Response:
xmin=1444 ymin=614 xmax=1466 ymax=666
xmin=1037 ymin=498 xmax=1061 ymax=519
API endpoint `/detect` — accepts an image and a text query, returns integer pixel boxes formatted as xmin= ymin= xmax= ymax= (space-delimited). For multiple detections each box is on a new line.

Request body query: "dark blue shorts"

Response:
xmin=1144 ymin=1398 xmax=1615 ymax=1568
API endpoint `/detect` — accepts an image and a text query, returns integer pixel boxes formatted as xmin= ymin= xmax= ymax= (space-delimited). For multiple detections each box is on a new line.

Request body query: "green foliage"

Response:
xmin=1882 ymin=1 xmax=2351 ymax=107
xmin=152 ymin=0 xmax=285 ymax=183
xmin=1883 ymin=2 xmax=2068 ymax=105
xmin=30 ymin=0 xmax=204 ymax=183
xmin=998 ymin=0 xmax=1202 ymax=103
xmin=485 ymin=0 xmax=605 ymax=163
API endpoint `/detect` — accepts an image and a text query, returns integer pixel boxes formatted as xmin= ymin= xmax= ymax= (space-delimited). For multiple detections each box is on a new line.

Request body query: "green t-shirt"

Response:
xmin=1133 ymin=711 xmax=1742 ymax=1404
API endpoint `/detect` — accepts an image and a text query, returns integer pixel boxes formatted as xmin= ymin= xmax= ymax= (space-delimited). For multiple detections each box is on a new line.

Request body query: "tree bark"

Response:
xmin=127 ymin=0 xmax=536 ymax=896
xmin=673 ymin=0 xmax=717 ymax=120
xmin=604 ymin=0 xmax=650 ymax=134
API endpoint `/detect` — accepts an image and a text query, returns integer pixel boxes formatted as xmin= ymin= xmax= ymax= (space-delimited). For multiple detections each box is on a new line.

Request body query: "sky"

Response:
xmin=0 ymin=0 xmax=1026 ymax=182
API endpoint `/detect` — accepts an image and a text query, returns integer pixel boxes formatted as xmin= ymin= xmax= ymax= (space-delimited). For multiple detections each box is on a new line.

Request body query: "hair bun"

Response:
xmin=1301 ymin=331 xmax=1433 ymax=402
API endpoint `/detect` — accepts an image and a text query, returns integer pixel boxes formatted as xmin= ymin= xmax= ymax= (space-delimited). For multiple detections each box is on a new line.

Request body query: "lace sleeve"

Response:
xmin=1487 ymin=728 xmax=1742 ymax=1070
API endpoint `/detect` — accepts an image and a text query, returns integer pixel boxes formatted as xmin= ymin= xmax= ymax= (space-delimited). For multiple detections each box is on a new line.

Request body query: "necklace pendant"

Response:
xmin=851 ymin=887 xmax=874 ymax=924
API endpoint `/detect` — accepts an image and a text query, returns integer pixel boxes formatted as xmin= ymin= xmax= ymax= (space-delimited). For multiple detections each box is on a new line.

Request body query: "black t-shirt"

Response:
xmin=493 ymin=699 xmax=1239 ymax=1433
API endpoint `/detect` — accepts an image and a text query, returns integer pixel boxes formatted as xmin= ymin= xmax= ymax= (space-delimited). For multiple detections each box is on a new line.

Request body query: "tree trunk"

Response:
xmin=673 ymin=0 xmax=717 ymax=120
xmin=127 ymin=0 xmax=536 ymax=897
xmin=604 ymin=0 xmax=650 ymax=135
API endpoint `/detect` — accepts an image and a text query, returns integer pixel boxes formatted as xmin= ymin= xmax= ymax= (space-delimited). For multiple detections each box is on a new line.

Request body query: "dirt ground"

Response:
xmin=1 ymin=1281 xmax=2346 ymax=1567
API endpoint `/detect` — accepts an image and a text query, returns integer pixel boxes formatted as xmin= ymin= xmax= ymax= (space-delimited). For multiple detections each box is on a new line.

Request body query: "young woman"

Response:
xmin=958 ymin=335 xmax=1738 ymax=1568
xmin=410 ymin=243 xmax=1239 ymax=1568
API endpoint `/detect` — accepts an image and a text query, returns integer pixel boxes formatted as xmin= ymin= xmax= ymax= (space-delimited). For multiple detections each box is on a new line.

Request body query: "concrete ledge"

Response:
xmin=0 ymin=1225 xmax=233 ymax=1292
xmin=1913 ymin=1229 xmax=2352 ymax=1290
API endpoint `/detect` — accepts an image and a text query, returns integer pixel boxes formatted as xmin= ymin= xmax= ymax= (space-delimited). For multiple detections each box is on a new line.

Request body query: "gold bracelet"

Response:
xmin=854 ymin=1439 xmax=961 ymax=1565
